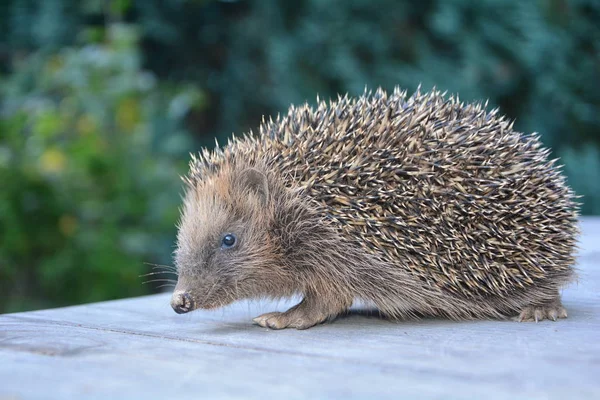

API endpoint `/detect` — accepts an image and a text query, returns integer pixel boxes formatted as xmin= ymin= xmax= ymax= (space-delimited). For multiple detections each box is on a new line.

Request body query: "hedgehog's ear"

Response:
xmin=238 ymin=168 xmax=269 ymax=205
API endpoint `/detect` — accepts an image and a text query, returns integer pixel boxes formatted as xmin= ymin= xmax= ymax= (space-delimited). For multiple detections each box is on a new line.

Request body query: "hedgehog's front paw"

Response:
xmin=516 ymin=298 xmax=568 ymax=322
xmin=253 ymin=307 xmax=327 ymax=330
xmin=253 ymin=295 xmax=347 ymax=330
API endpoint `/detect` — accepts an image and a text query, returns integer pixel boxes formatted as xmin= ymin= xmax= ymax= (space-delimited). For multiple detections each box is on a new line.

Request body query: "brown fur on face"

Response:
xmin=173 ymin=162 xmax=297 ymax=310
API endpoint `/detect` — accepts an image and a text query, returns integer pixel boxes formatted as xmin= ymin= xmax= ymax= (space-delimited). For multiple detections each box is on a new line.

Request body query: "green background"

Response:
xmin=1 ymin=0 xmax=598 ymax=313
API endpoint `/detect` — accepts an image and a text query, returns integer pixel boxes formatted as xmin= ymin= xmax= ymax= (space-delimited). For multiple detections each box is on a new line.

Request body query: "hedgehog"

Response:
xmin=170 ymin=87 xmax=579 ymax=330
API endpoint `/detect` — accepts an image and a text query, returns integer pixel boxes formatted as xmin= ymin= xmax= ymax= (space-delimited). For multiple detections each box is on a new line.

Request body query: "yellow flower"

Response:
xmin=40 ymin=148 xmax=67 ymax=174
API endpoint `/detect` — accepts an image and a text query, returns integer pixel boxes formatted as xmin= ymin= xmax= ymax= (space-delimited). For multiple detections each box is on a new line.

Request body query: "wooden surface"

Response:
xmin=1 ymin=218 xmax=599 ymax=400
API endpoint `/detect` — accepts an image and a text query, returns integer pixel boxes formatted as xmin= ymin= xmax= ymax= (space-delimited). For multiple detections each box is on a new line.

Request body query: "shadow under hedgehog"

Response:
xmin=170 ymin=87 xmax=579 ymax=330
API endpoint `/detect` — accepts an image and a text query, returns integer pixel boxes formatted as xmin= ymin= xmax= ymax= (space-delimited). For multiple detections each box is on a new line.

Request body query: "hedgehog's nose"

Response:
xmin=171 ymin=291 xmax=194 ymax=314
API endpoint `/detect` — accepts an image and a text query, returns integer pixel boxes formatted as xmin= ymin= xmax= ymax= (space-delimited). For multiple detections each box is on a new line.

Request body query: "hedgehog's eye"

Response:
xmin=221 ymin=233 xmax=237 ymax=249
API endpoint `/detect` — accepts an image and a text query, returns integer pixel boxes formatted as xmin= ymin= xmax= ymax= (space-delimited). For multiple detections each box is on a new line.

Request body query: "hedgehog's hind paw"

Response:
xmin=515 ymin=298 xmax=568 ymax=322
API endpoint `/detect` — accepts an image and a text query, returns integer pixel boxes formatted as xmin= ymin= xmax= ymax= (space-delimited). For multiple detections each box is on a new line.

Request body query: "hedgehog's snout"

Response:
xmin=171 ymin=291 xmax=195 ymax=314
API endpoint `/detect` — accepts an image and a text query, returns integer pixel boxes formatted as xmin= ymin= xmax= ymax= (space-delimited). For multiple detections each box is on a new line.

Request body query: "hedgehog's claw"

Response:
xmin=515 ymin=297 xmax=568 ymax=322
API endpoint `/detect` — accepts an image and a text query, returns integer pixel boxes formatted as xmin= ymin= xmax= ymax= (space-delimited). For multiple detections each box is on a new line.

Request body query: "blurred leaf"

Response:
xmin=116 ymin=96 xmax=141 ymax=131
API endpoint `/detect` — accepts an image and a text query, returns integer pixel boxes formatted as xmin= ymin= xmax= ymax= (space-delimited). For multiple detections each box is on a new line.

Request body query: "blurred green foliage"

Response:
xmin=0 ymin=22 xmax=201 ymax=312
xmin=136 ymin=0 xmax=600 ymax=211
xmin=0 ymin=0 xmax=598 ymax=312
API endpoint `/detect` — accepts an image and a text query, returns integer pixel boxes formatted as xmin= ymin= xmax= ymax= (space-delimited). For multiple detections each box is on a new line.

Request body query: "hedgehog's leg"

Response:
xmin=516 ymin=293 xmax=568 ymax=322
xmin=253 ymin=292 xmax=352 ymax=330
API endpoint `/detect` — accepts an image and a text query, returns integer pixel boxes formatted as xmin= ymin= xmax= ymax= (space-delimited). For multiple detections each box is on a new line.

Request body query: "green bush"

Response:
xmin=135 ymin=0 xmax=600 ymax=212
xmin=0 ymin=24 xmax=203 ymax=312
xmin=2 ymin=0 xmax=598 ymax=213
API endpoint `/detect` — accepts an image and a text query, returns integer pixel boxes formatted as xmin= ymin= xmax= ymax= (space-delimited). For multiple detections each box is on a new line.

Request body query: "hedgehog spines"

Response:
xmin=187 ymin=87 xmax=578 ymax=301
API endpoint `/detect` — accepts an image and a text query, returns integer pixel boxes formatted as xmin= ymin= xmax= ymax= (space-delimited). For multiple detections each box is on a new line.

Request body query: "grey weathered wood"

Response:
xmin=1 ymin=218 xmax=600 ymax=400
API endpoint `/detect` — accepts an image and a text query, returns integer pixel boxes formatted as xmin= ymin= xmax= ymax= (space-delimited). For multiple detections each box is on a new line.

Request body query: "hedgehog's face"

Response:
xmin=171 ymin=167 xmax=282 ymax=314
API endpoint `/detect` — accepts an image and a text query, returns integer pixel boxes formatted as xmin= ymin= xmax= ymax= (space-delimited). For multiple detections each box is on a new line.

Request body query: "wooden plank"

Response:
xmin=1 ymin=218 xmax=600 ymax=400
